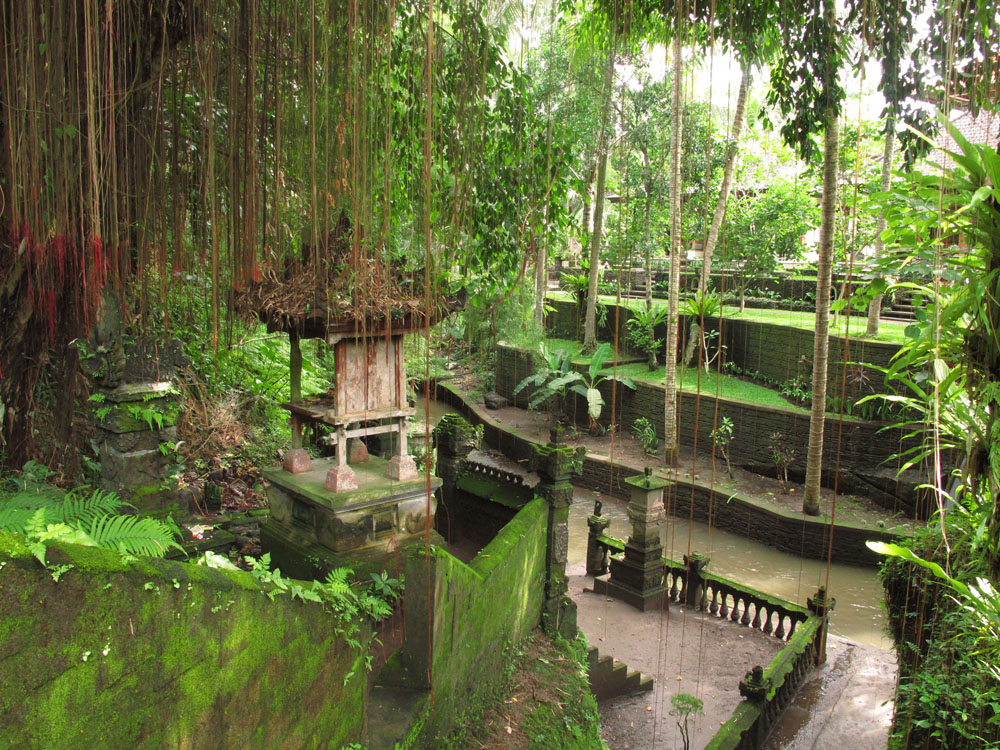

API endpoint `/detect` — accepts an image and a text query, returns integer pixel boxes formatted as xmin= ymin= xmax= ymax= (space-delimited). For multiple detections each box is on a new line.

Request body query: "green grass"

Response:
xmin=547 ymin=292 xmax=909 ymax=345
xmin=608 ymin=361 xmax=810 ymax=412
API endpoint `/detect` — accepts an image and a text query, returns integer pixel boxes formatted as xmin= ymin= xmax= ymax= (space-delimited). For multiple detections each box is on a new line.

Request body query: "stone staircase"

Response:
xmin=587 ymin=646 xmax=655 ymax=702
xmin=880 ymin=289 xmax=918 ymax=322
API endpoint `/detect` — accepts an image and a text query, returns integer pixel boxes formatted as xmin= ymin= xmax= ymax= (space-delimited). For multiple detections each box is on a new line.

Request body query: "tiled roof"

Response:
xmin=925 ymin=108 xmax=1000 ymax=171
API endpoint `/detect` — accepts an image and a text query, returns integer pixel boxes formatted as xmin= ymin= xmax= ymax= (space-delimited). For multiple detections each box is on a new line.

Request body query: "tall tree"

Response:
xmin=698 ymin=61 xmax=751 ymax=294
xmin=582 ymin=43 xmax=617 ymax=352
xmin=766 ymin=0 xmax=847 ymax=515
xmin=663 ymin=8 xmax=684 ymax=459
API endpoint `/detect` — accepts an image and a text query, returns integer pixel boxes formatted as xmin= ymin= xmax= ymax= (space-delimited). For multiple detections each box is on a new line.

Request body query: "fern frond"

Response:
xmin=59 ymin=488 xmax=129 ymax=528
xmin=0 ymin=505 xmax=46 ymax=535
xmin=86 ymin=515 xmax=182 ymax=558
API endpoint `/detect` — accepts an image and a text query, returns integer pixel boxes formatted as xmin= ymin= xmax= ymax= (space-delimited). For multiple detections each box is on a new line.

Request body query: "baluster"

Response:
xmin=763 ymin=606 xmax=774 ymax=635
xmin=668 ymin=571 xmax=680 ymax=601
xmin=740 ymin=596 xmax=752 ymax=626
xmin=709 ymin=585 xmax=720 ymax=616
xmin=751 ymin=603 xmax=762 ymax=630
xmin=719 ymin=589 xmax=730 ymax=619
xmin=775 ymin=613 xmax=786 ymax=640
xmin=787 ymin=617 xmax=798 ymax=638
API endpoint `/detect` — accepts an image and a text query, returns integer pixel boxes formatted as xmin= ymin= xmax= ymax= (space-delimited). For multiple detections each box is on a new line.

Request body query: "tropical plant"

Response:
xmin=567 ymin=343 xmax=636 ymax=432
xmin=682 ymin=291 xmax=724 ymax=371
xmin=0 ymin=462 xmax=182 ymax=563
xmin=625 ymin=305 xmax=669 ymax=370
xmin=769 ymin=432 xmax=796 ymax=493
xmin=513 ymin=344 xmax=577 ymax=422
xmin=632 ymin=417 xmax=659 ymax=456
xmin=711 ymin=417 xmax=735 ymax=479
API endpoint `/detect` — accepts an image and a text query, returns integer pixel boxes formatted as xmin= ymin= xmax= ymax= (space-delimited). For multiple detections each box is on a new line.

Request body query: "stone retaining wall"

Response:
xmin=433 ymin=382 xmax=901 ymax=565
xmin=543 ymin=297 xmax=901 ymax=404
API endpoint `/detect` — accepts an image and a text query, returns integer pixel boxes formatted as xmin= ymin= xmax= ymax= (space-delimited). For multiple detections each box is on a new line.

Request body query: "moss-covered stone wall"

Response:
xmin=0 ymin=531 xmax=366 ymax=750
xmin=381 ymin=497 xmax=548 ymax=746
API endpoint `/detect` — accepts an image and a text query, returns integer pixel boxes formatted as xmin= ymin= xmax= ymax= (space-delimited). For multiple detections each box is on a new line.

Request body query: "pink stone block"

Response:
xmin=325 ymin=465 xmax=358 ymax=492
xmin=282 ymin=448 xmax=313 ymax=474
xmin=348 ymin=438 xmax=369 ymax=463
xmin=385 ymin=454 xmax=418 ymax=481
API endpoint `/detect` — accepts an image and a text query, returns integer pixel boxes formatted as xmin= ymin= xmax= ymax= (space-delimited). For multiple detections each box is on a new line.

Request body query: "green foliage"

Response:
xmin=866 ymin=115 xmax=1000 ymax=572
xmin=670 ymin=692 xmax=704 ymax=750
xmin=769 ymin=432 xmax=795 ymax=492
xmin=0 ymin=463 xmax=182 ymax=564
xmin=722 ymin=179 xmax=818 ymax=305
xmin=568 ymin=343 xmax=636 ymax=427
xmin=514 ymin=344 xmax=577 ymax=419
xmin=632 ymin=417 xmax=659 ymax=456
xmin=874 ymin=521 xmax=1000 ymax=747
xmin=711 ymin=417 xmax=735 ymax=479
xmin=625 ymin=306 xmax=669 ymax=369
xmin=682 ymin=291 xmax=722 ymax=320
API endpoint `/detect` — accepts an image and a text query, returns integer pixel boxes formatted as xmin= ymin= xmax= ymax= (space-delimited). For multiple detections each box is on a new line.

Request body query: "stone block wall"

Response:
xmin=433 ymin=383 xmax=905 ymax=564
xmin=381 ymin=498 xmax=548 ymax=745
xmin=495 ymin=343 xmax=538 ymax=407
xmin=0 ymin=531 xmax=366 ymax=750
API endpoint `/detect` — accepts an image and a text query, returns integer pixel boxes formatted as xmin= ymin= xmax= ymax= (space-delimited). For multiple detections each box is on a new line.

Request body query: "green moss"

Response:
xmin=0 ymin=530 xmax=30 ymax=559
xmin=0 ymin=533 xmax=367 ymax=749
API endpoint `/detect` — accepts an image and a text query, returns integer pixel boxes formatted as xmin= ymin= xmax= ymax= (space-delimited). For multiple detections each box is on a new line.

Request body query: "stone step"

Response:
xmin=587 ymin=646 xmax=655 ymax=702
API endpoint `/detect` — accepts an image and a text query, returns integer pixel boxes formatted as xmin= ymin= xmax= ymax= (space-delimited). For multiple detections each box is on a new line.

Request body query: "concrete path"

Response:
xmin=765 ymin=635 xmax=897 ymax=750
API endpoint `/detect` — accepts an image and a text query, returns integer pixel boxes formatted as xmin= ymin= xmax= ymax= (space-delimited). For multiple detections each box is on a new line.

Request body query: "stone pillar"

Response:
xmin=683 ymin=552 xmax=710 ymax=609
xmin=92 ymin=381 xmax=181 ymax=512
xmin=432 ymin=414 xmax=477 ymax=542
xmin=386 ymin=415 xmax=418 ymax=481
xmin=585 ymin=500 xmax=611 ymax=577
xmin=738 ymin=665 xmax=773 ymax=747
xmin=595 ymin=467 xmax=670 ymax=611
xmin=434 ymin=414 xmax=476 ymax=490
xmin=807 ymin=586 xmax=836 ymax=665
xmin=324 ymin=425 xmax=357 ymax=491
xmin=533 ymin=426 xmax=585 ymax=638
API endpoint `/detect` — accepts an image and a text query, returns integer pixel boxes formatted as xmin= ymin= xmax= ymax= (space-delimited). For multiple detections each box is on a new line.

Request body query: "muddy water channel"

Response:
xmin=568 ymin=488 xmax=890 ymax=650
xmin=413 ymin=397 xmax=890 ymax=650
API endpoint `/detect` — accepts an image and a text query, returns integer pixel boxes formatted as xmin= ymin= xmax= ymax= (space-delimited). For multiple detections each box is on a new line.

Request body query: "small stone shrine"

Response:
xmin=240 ymin=241 xmax=462 ymax=574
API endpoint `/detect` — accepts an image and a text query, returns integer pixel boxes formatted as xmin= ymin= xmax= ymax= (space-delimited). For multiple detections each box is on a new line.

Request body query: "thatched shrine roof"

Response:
xmin=235 ymin=255 xmax=464 ymax=342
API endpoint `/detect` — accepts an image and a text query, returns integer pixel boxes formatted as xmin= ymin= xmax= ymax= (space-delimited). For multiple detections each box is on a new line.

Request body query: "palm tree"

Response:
xmin=582 ymin=43 xmax=617 ymax=352
xmin=802 ymin=0 xmax=840 ymax=516
xmin=663 ymin=12 xmax=684 ymax=460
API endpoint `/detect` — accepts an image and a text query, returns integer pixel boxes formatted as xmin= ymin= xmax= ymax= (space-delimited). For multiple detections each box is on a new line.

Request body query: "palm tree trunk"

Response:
xmin=664 ymin=29 xmax=683 ymax=460
xmin=642 ymin=154 xmax=654 ymax=314
xmin=699 ymin=61 xmax=752 ymax=297
xmin=803 ymin=2 xmax=840 ymax=515
xmin=583 ymin=46 xmax=616 ymax=351
xmin=534 ymin=233 xmax=546 ymax=327
xmin=865 ymin=110 xmax=895 ymax=336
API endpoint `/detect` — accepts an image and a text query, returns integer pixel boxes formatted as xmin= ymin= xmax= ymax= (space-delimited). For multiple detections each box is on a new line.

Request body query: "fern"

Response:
xmin=87 ymin=514 xmax=184 ymax=557
xmin=0 ymin=466 xmax=181 ymax=561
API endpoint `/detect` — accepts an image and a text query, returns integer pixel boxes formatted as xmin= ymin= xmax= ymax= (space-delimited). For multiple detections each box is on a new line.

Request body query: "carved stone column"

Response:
xmin=533 ymin=426 xmax=585 ymax=639
xmin=592 ymin=467 xmax=670 ymax=611
xmin=807 ymin=586 xmax=836 ymax=665
xmin=585 ymin=500 xmax=611 ymax=577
